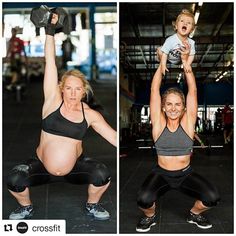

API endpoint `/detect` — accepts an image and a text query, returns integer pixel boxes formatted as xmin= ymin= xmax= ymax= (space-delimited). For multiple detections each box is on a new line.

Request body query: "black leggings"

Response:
xmin=7 ymin=154 xmax=111 ymax=193
xmin=137 ymin=165 xmax=220 ymax=209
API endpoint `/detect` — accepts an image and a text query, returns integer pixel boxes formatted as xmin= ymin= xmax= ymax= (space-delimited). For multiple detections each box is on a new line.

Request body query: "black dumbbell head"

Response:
xmin=30 ymin=5 xmax=51 ymax=28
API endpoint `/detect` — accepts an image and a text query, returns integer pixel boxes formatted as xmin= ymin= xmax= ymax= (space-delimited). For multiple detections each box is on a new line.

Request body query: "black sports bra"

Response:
xmin=42 ymin=102 xmax=88 ymax=140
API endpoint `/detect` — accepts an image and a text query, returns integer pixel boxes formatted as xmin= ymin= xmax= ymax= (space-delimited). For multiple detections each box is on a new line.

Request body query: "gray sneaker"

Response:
xmin=86 ymin=203 xmax=110 ymax=220
xmin=9 ymin=205 xmax=34 ymax=220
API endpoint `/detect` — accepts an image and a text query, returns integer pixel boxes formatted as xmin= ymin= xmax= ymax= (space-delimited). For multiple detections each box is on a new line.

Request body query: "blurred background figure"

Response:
xmin=222 ymin=101 xmax=233 ymax=144
xmin=62 ymin=35 xmax=74 ymax=70
xmin=6 ymin=27 xmax=27 ymax=90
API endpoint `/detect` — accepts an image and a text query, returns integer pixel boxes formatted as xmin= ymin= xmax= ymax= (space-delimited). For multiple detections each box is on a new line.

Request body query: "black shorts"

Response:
xmin=10 ymin=57 xmax=22 ymax=73
xmin=224 ymin=123 xmax=233 ymax=132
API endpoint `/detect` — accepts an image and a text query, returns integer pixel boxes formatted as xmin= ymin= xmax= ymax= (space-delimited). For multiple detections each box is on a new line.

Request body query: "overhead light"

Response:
xmin=198 ymin=2 xmax=203 ymax=7
xmin=194 ymin=10 xmax=200 ymax=24
xmin=215 ymin=75 xmax=223 ymax=82
xmin=177 ymin=72 xmax=182 ymax=83
xmin=215 ymin=71 xmax=228 ymax=82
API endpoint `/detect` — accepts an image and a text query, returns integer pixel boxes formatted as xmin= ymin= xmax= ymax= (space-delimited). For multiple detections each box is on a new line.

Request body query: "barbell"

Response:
xmin=135 ymin=138 xmax=224 ymax=156
xmin=137 ymin=145 xmax=223 ymax=149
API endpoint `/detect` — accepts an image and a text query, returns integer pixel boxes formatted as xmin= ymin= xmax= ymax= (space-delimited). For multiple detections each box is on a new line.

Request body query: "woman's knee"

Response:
xmin=137 ymin=190 xmax=155 ymax=209
xmin=91 ymin=163 xmax=111 ymax=187
xmin=202 ymin=187 xmax=221 ymax=207
xmin=7 ymin=164 xmax=30 ymax=192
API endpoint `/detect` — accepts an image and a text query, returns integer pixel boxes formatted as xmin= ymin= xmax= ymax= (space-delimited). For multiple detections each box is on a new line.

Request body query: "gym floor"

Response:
xmin=120 ymin=135 xmax=233 ymax=233
xmin=2 ymin=76 xmax=117 ymax=234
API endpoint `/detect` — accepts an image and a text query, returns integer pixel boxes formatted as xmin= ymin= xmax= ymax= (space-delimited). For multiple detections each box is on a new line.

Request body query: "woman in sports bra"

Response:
xmin=136 ymin=43 xmax=220 ymax=232
xmin=7 ymin=14 xmax=116 ymax=221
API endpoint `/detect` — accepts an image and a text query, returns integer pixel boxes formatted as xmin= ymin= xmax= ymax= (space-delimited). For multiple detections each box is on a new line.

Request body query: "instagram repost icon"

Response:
xmin=16 ymin=222 xmax=28 ymax=234
xmin=4 ymin=224 xmax=13 ymax=232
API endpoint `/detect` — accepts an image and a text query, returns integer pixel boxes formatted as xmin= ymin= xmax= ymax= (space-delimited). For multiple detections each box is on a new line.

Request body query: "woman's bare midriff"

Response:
xmin=36 ymin=131 xmax=83 ymax=176
xmin=157 ymin=155 xmax=191 ymax=171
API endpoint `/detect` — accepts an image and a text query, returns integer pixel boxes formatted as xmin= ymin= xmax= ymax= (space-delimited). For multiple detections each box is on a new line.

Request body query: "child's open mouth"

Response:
xmin=182 ymin=26 xmax=187 ymax=31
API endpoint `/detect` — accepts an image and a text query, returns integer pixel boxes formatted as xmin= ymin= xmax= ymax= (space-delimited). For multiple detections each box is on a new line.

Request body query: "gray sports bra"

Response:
xmin=154 ymin=125 xmax=193 ymax=156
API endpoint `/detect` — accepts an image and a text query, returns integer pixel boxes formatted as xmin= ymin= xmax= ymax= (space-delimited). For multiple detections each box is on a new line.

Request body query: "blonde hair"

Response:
xmin=162 ymin=87 xmax=186 ymax=108
xmin=172 ymin=9 xmax=195 ymax=32
xmin=59 ymin=69 xmax=93 ymax=98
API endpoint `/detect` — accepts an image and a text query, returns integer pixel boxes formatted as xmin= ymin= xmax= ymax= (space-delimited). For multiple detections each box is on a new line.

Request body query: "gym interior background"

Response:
xmin=2 ymin=2 xmax=117 ymax=82
xmin=120 ymin=2 xmax=233 ymax=139
xmin=120 ymin=2 xmax=233 ymax=233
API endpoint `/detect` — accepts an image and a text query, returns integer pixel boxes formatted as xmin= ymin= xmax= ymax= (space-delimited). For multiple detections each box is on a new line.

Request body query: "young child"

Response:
xmin=157 ymin=9 xmax=196 ymax=75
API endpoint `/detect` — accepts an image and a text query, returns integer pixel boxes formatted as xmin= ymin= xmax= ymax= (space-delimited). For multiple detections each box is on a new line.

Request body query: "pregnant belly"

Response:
xmin=40 ymin=144 xmax=79 ymax=176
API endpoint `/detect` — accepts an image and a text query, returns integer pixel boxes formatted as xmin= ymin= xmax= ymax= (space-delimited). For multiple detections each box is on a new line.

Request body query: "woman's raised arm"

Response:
xmin=181 ymin=42 xmax=198 ymax=125
xmin=150 ymin=66 xmax=164 ymax=129
xmin=43 ymin=14 xmax=60 ymax=101
xmin=185 ymin=70 xmax=198 ymax=125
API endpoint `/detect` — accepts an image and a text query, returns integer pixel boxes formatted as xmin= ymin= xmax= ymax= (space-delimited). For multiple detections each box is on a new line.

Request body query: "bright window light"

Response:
xmin=194 ymin=11 xmax=200 ymax=24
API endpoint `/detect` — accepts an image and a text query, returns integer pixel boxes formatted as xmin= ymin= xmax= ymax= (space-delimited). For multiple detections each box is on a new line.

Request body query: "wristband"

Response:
xmin=45 ymin=24 xmax=56 ymax=36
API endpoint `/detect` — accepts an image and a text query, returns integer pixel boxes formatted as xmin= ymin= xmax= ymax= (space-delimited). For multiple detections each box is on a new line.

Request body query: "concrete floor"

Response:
xmin=120 ymin=135 xmax=233 ymax=233
xmin=3 ymin=76 xmax=117 ymax=234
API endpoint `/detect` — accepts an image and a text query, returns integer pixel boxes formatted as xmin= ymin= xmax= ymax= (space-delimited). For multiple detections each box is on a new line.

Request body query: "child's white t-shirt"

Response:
xmin=161 ymin=33 xmax=195 ymax=65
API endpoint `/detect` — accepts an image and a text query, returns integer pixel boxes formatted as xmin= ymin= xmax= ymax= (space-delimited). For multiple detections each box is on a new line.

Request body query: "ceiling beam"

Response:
xmin=198 ymin=4 xmax=233 ymax=66
xmin=127 ymin=5 xmax=148 ymax=68
xmin=120 ymin=35 xmax=233 ymax=46
xmin=123 ymin=59 xmax=231 ymax=64
xmin=123 ymin=66 xmax=233 ymax=73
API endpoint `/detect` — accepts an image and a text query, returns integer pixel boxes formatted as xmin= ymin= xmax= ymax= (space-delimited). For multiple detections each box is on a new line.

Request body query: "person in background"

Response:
xmin=194 ymin=132 xmax=205 ymax=148
xmin=222 ymin=101 xmax=233 ymax=144
xmin=62 ymin=36 xmax=74 ymax=70
xmin=6 ymin=27 xmax=27 ymax=90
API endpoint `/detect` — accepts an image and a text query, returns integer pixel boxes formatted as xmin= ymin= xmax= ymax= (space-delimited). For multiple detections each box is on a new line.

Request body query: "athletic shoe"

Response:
xmin=187 ymin=211 xmax=212 ymax=229
xmin=85 ymin=203 xmax=110 ymax=220
xmin=136 ymin=214 xmax=157 ymax=232
xmin=9 ymin=205 xmax=34 ymax=220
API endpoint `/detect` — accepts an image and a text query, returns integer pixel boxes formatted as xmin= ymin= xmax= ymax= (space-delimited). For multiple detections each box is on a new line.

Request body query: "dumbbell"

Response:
xmin=30 ymin=5 xmax=69 ymax=34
